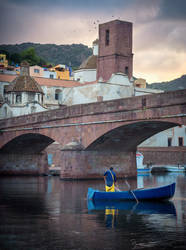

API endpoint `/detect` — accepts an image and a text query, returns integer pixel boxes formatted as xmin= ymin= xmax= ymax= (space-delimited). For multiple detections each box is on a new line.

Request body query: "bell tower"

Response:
xmin=97 ymin=20 xmax=133 ymax=81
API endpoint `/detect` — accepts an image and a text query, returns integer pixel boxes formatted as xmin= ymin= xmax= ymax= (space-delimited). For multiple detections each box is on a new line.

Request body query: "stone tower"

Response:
xmin=97 ymin=20 xmax=133 ymax=81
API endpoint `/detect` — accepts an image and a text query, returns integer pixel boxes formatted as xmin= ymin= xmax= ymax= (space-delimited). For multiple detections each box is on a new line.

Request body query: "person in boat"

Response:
xmin=104 ymin=167 xmax=118 ymax=192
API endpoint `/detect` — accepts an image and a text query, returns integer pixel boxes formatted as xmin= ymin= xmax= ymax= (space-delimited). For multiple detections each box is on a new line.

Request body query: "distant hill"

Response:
xmin=0 ymin=42 xmax=92 ymax=68
xmin=147 ymin=75 xmax=186 ymax=91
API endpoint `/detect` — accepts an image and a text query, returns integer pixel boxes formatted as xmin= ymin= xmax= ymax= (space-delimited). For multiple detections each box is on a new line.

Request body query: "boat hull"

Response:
xmin=87 ymin=182 xmax=176 ymax=201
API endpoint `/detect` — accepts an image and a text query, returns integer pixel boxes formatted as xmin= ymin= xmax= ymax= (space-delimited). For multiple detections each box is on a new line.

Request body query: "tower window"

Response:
xmin=142 ymin=97 xmax=146 ymax=107
xmin=125 ymin=66 xmax=129 ymax=75
xmin=105 ymin=29 xmax=110 ymax=46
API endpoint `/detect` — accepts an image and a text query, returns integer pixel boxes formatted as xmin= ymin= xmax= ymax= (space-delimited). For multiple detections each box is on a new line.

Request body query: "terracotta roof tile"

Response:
xmin=0 ymin=74 xmax=98 ymax=88
xmin=35 ymin=77 xmax=82 ymax=87
xmin=8 ymin=75 xmax=44 ymax=94
xmin=0 ymin=74 xmax=16 ymax=82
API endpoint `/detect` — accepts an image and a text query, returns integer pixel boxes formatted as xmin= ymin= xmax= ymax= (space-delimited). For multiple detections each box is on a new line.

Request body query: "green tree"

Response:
xmin=20 ymin=47 xmax=40 ymax=66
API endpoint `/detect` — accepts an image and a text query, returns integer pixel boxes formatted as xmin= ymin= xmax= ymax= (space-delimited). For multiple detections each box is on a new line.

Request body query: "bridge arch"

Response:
xmin=86 ymin=120 xmax=179 ymax=151
xmin=0 ymin=133 xmax=55 ymax=154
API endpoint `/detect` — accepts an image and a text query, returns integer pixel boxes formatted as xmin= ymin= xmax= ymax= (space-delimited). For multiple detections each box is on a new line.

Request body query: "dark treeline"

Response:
xmin=147 ymin=75 xmax=186 ymax=91
xmin=0 ymin=43 xmax=92 ymax=68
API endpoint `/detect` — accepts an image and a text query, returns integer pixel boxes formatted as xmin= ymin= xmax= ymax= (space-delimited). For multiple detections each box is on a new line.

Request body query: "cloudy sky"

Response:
xmin=1 ymin=0 xmax=186 ymax=83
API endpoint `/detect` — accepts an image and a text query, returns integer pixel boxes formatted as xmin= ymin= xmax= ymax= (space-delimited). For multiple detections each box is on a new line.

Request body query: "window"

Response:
xmin=125 ymin=66 xmax=129 ymax=75
xmin=16 ymin=94 xmax=22 ymax=104
xmin=55 ymin=89 xmax=62 ymax=100
xmin=34 ymin=69 xmax=40 ymax=73
xmin=55 ymin=92 xmax=59 ymax=100
xmin=178 ymin=137 xmax=183 ymax=146
xmin=49 ymin=74 xmax=54 ymax=79
xmin=168 ymin=138 xmax=172 ymax=147
xmin=105 ymin=29 xmax=110 ymax=46
xmin=31 ymin=106 xmax=36 ymax=113
xmin=142 ymin=98 xmax=146 ymax=107
xmin=28 ymin=93 xmax=35 ymax=102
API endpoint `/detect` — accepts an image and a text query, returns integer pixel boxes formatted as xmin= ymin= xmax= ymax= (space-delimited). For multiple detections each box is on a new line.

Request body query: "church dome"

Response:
xmin=79 ymin=55 xmax=97 ymax=70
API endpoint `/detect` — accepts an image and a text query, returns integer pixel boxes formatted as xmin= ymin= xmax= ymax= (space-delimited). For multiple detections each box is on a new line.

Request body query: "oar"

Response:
xmin=125 ymin=179 xmax=139 ymax=203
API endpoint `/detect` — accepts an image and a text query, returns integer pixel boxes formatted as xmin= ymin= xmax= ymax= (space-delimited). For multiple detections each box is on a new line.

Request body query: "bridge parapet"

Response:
xmin=0 ymin=89 xmax=186 ymax=130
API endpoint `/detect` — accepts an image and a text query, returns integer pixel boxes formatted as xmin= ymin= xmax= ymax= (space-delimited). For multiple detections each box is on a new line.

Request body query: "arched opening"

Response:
xmin=86 ymin=121 xmax=179 ymax=151
xmin=0 ymin=133 xmax=56 ymax=176
xmin=0 ymin=133 xmax=55 ymax=154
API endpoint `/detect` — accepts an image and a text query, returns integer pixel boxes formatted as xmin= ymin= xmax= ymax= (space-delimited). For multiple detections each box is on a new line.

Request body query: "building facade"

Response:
xmin=0 ymin=19 xmax=185 ymax=152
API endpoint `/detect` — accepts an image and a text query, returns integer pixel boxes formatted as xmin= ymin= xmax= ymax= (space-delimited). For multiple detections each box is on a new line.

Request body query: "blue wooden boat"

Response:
xmin=87 ymin=182 xmax=176 ymax=201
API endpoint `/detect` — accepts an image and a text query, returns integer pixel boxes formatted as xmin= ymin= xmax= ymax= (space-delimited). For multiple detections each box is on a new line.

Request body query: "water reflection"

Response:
xmin=88 ymin=200 xmax=176 ymax=215
xmin=88 ymin=199 xmax=177 ymax=229
xmin=0 ymin=174 xmax=186 ymax=250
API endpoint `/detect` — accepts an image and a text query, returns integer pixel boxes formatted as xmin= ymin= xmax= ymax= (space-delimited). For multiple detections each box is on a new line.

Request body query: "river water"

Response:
xmin=0 ymin=173 xmax=186 ymax=250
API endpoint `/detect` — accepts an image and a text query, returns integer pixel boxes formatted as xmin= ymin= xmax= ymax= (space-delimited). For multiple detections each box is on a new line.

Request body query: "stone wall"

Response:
xmin=139 ymin=147 xmax=186 ymax=165
xmin=0 ymin=151 xmax=49 ymax=175
xmin=59 ymin=150 xmax=136 ymax=179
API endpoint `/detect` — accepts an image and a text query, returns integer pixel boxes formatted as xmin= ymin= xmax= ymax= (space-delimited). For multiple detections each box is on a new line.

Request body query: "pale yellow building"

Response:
xmin=0 ymin=54 xmax=8 ymax=68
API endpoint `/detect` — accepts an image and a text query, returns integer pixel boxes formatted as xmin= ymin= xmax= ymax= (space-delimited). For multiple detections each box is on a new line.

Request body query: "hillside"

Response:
xmin=0 ymin=43 xmax=92 ymax=68
xmin=147 ymin=75 xmax=186 ymax=91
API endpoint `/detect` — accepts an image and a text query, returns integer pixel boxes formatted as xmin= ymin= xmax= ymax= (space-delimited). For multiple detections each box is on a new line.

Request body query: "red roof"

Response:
xmin=0 ymin=74 xmax=16 ymax=82
xmin=0 ymin=74 xmax=97 ymax=88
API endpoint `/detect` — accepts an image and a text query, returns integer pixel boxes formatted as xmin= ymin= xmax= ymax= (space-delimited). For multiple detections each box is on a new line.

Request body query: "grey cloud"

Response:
xmin=158 ymin=0 xmax=186 ymax=20
xmin=134 ymin=20 xmax=186 ymax=54
xmin=2 ymin=0 xmax=130 ymax=11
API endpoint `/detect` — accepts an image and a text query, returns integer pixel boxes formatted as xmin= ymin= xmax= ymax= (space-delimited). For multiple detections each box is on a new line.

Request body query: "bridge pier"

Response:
xmin=60 ymin=150 xmax=137 ymax=179
xmin=0 ymin=152 xmax=49 ymax=175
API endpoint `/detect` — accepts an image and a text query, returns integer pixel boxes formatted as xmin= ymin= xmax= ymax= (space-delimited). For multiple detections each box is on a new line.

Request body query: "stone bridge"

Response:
xmin=0 ymin=89 xmax=186 ymax=178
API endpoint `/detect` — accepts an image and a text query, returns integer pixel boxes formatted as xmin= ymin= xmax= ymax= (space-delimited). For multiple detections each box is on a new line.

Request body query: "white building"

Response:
xmin=43 ymin=69 xmax=57 ymax=79
xmin=139 ymin=126 xmax=186 ymax=147
xmin=0 ymin=61 xmax=47 ymax=118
